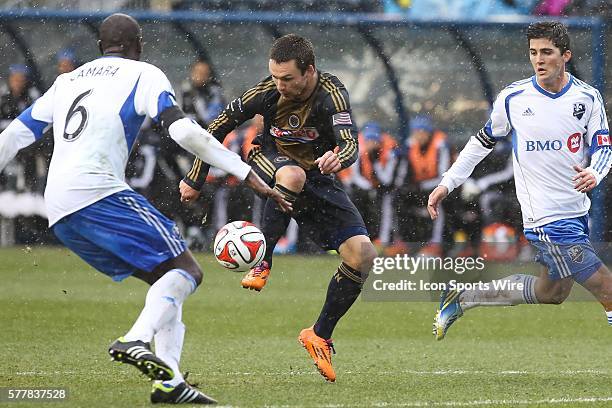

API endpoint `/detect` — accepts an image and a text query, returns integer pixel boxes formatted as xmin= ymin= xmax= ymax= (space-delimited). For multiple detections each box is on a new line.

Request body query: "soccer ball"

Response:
xmin=213 ymin=221 xmax=266 ymax=272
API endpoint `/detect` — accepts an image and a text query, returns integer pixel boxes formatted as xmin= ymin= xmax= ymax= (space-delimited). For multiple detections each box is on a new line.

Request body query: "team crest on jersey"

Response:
xmin=288 ymin=114 xmax=301 ymax=129
xmin=573 ymin=103 xmax=586 ymax=120
xmin=274 ymin=156 xmax=290 ymax=163
xmin=567 ymin=245 xmax=584 ymax=264
xmin=567 ymin=133 xmax=581 ymax=153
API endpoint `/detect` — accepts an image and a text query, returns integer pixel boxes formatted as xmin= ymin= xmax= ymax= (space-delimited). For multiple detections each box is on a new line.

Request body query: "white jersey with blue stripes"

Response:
xmin=14 ymin=56 xmax=176 ymax=226
xmin=486 ymin=74 xmax=610 ymax=228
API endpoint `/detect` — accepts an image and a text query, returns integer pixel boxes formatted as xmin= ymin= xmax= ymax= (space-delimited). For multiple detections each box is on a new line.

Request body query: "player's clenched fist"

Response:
xmin=179 ymin=180 xmax=201 ymax=203
xmin=315 ymin=150 xmax=341 ymax=174
xmin=427 ymin=185 xmax=449 ymax=220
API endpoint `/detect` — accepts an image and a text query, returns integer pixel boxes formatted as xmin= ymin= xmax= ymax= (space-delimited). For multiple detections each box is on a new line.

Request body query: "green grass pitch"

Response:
xmin=1 ymin=247 xmax=611 ymax=407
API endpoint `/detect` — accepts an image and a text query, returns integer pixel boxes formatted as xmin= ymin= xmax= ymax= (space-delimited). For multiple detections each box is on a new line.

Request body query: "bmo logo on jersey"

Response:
xmin=525 ymin=140 xmax=563 ymax=151
xmin=525 ymin=133 xmax=582 ymax=153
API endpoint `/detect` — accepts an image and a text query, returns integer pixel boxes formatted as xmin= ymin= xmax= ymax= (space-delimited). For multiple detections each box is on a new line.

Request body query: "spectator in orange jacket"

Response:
xmin=394 ymin=114 xmax=450 ymax=255
xmin=339 ymin=121 xmax=398 ymax=244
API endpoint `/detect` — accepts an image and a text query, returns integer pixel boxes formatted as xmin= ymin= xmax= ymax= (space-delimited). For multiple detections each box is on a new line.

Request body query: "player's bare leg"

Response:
xmin=579 ymin=264 xmax=612 ymax=324
xmin=242 ymin=165 xmax=305 ymax=291
xmin=299 ymin=235 xmax=376 ymax=382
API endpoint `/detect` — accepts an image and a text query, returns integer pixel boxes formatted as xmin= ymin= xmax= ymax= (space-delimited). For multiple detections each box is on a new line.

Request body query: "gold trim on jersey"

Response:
xmin=337 ymin=128 xmax=357 ymax=163
xmin=248 ymin=148 xmax=276 ymax=178
xmin=208 ymin=112 xmax=229 ymax=133
xmin=320 ymin=75 xmax=347 ymax=112
xmin=242 ymin=80 xmax=276 ymax=105
xmin=187 ymin=158 xmax=203 ymax=181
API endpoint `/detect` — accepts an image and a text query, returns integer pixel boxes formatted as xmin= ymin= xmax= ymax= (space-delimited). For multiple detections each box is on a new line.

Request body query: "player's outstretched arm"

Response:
xmin=0 ymin=120 xmax=37 ymax=172
xmin=182 ymin=82 xmax=268 ymax=192
xmin=160 ymin=105 xmax=250 ymax=182
xmin=437 ymin=129 xmax=496 ymax=195
xmin=0 ymin=82 xmax=54 ymax=172
xmin=427 ymin=185 xmax=449 ymax=220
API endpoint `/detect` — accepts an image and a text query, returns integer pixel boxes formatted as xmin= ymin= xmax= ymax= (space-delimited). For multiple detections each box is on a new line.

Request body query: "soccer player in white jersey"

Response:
xmin=428 ymin=22 xmax=612 ymax=340
xmin=0 ymin=14 xmax=291 ymax=404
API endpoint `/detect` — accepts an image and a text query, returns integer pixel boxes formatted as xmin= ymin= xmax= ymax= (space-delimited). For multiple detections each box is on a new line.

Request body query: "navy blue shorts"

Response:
xmin=248 ymin=145 xmax=368 ymax=250
xmin=52 ymin=189 xmax=187 ymax=281
xmin=524 ymin=216 xmax=602 ymax=284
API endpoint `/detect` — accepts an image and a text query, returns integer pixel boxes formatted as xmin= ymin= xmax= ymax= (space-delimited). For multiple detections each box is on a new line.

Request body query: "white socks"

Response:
xmin=155 ymin=307 xmax=186 ymax=386
xmin=460 ymin=274 xmax=538 ymax=311
xmin=124 ymin=269 xmax=196 ymax=343
xmin=606 ymin=311 xmax=612 ymax=326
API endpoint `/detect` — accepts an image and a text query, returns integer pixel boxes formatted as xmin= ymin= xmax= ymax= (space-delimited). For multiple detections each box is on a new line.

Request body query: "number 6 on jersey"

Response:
xmin=63 ymin=89 xmax=93 ymax=142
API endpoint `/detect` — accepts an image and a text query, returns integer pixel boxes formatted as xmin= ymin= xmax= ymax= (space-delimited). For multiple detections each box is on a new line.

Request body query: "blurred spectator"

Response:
xmin=560 ymin=0 xmax=612 ymax=17
xmin=173 ymin=0 xmax=380 ymax=12
xmin=445 ymin=139 xmax=520 ymax=257
xmin=394 ymin=114 xmax=450 ymax=255
xmin=384 ymin=0 xmax=538 ymax=18
xmin=0 ymin=64 xmax=46 ymax=245
xmin=0 ymin=64 xmax=40 ymax=130
xmin=180 ymin=59 xmax=225 ymax=128
xmin=203 ymin=117 xmax=263 ymax=249
xmin=208 ymin=119 xmax=259 ymax=228
xmin=56 ymin=48 xmax=78 ymax=74
xmin=339 ymin=121 xmax=398 ymax=246
xmin=0 ymin=64 xmax=42 ymax=194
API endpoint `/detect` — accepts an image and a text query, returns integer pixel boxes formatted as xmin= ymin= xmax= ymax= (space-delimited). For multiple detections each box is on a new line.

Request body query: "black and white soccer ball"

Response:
xmin=213 ymin=221 xmax=266 ymax=272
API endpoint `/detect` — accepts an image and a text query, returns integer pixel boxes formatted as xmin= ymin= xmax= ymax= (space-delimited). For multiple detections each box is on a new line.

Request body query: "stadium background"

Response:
xmin=1 ymin=2 xmax=612 ymax=407
xmin=0 ymin=0 xmax=610 ymax=251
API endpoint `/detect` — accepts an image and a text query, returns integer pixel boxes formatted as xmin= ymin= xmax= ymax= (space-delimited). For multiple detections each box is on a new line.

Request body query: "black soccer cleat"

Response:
xmin=151 ymin=381 xmax=217 ymax=404
xmin=108 ymin=337 xmax=174 ymax=381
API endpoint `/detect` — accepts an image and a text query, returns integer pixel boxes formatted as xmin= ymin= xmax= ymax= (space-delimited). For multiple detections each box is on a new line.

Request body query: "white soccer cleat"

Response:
xmin=433 ymin=289 xmax=464 ymax=341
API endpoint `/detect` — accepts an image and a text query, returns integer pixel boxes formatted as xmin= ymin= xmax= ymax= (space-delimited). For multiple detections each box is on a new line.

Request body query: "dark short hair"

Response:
xmin=527 ymin=21 xmax=571 ymax=54
xmin=269 ymin=34 xmax=315 ymax=74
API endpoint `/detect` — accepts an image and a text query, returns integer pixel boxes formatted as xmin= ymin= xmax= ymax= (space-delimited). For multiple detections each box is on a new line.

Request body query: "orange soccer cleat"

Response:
xmin=298 ymin=326 xmax=336 ymax=382
xmin=240 ymin=261 xmax=270 ymax=291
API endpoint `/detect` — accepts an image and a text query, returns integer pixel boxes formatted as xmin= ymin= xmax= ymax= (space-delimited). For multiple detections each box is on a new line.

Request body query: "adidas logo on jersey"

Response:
xmin=522 ymin=108 xmax=535 ymax=116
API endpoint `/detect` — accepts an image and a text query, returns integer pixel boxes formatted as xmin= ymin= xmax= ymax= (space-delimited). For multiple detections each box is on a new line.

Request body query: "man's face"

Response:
xmin=529 ymin=38 xmax=571 ymax=84
xmin=8 ymin=72 xmax=27 ymax=96
xmin=57 ymin=59 xmax=75 ymax=74
xmin=191 ymin=62 xmax=211 ymax=88
xmin=365 ymin=139 xmax=380 ymax=153
xmin=268 ymin=59 xmax=313 ymax=101
xmin=412 ymin=129 xmax=431 ymax=147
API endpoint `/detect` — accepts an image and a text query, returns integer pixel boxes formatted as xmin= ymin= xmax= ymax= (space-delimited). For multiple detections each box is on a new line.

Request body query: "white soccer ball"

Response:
xmin=213 ymin=221 xmax=266 ymax=272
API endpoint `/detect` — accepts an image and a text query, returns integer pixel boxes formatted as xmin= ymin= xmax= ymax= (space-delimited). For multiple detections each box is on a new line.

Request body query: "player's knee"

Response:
xmin=275 ymin=165 xmax=306 ymax=192
xmin=344 ymin=242 xmax=377 ymax=275
xmin=361 ymin=243 xmax=377 ymax=272
xmin=183 ymin=265 xmax=203 ymax=287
